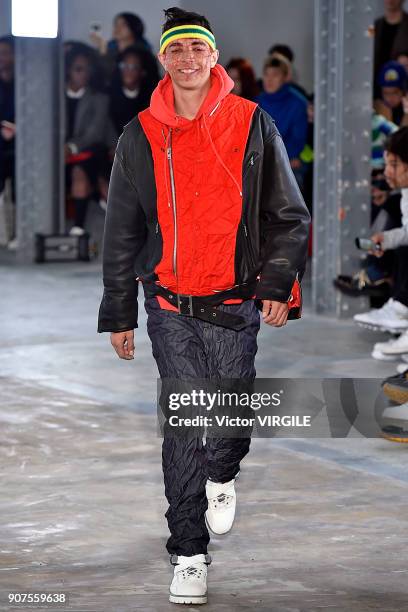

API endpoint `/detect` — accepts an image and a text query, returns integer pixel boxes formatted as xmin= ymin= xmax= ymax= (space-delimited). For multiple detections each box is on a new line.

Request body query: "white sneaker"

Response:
xmin=381 ymin=330 xmax=408 ymax=355
xmin=169 ymin=554 xmax=210 ymax=605
xmin=354 ymin=298 xmax=408 ymax=332
xmin=396 ymin=363 xmax=408 ymax=374
xmin=382 ymin=402 xmax=408 ymax=424
xmin=205 ymin=478 xmax=236 ymax=535
xmin=69 ymin=225 xmax=85 ymax=236
xmin=371 ymin=348 xmax=400 ymax=361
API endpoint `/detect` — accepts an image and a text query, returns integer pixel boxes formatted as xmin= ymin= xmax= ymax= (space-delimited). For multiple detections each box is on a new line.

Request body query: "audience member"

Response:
xmin=374 ymin=61 xmax=408 ymax=126
xmin=268 ymin=43 xmax=309 ymax=99
xmin=225 ymin=57 xmax=259 ymax=101
xmin=256 ymin=56 xmax=308 ymax=177
xmin=354 ymin=128 xmax=408 ymax=337
xmin=90 ymin=13 xmax=155 ymax=85
xmin=64 ymin=46 xmax=112 ymax=235
xmin=374 ymin=0 xmax=408 ymax=94
xmin=372 ymin=111 xmax=398 ymax=169
xmin=108 ymin=45 xmax=159 ymax=137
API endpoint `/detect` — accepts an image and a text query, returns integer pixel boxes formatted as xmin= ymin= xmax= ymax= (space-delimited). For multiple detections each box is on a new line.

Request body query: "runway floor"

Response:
xmin=0 ymin=261 xmax=407 ymax=611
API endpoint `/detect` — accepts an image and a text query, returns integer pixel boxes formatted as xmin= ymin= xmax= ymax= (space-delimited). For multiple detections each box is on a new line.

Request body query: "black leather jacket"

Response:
xmin=98 ymin=106 xmax=311 ymax=333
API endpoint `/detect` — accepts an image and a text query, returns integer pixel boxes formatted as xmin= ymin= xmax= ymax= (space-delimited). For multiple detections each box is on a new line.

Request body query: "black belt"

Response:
xmin=145 ymin=281 xmax=257 ymax=331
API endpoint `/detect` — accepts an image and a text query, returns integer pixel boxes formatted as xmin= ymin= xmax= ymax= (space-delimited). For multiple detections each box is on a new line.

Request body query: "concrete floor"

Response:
xmin=1 ymin=260 xmax=408 ymax=611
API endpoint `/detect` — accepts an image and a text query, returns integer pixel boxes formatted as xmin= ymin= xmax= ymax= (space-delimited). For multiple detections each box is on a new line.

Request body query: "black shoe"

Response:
xmin=333 ymin=271 xmax=390 ymax=298
xmin=381 ymin=424 xmax=408 ymax=443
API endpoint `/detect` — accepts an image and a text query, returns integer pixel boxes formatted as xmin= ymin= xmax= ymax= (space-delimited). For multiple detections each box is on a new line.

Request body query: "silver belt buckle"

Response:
xmin=177 ymin=294 xmax=193 ymax=316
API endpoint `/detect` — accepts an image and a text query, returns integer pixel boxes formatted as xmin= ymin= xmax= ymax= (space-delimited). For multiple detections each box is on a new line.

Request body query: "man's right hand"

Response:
xmin=110 ymin=330 xmax=134 ymax=360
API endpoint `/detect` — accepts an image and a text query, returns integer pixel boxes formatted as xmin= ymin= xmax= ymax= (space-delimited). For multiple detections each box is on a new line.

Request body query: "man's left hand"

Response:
xmin=262 ymin=300 xmax=289 ymax=327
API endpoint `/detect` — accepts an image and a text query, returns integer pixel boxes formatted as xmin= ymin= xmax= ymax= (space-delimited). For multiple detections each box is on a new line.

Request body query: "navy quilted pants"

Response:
xmin=144 ymin=296 xmax=261 ymax=556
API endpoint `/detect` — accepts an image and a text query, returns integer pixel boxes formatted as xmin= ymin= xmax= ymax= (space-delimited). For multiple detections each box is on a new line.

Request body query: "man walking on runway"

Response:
xmin=98 ymin=6 xmax=310 ymax=605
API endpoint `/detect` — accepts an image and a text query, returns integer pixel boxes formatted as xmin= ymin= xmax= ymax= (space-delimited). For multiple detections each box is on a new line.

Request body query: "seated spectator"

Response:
xmin=268 ymin=43 xmax=309 ymax=100
xmin=64 ymin=46 xmax=113 ymax=235
xmin=334 ymin=169 xmax=400 ymax=304
xmin=256 ymin=56 xmax=307 ymax=175
xmin=374 ymin=0 xmax=408 ymax=96
xmin=374 ymin=61 xmax=408 ymax=126
xmin=225 ymin=57 xmax=259 ymax=101
xmin=0 ymin=35 xmax=16 ymax=248
xmin=371 ymin=128 xmax=408 ymax=252
xmin=372 ymin=111 xmax=398 ymax=170
xmin=354 ymin=127 xmax=408 ymax=336
xmin=90 ymin=13 xmax=156 ymax=85
xmin=109 ymin=45 xmax=159 ymax=138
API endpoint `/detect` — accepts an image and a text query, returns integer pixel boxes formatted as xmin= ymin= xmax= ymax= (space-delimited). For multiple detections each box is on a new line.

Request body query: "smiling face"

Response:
xmin=158 ymin=38 xmax=219 ymax=91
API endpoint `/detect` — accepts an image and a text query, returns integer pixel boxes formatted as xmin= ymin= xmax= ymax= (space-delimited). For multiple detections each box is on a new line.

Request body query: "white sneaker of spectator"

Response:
xmin=396 ymin=363 xmax=408 ymax=374
xmin=372 ymin=336 xmax=403 ymax=360
xmin=69 ymin=226 xmax=85 ymax=237
xmin=382 ymin=401 xmax=408 ymax=424
xmin=354 ymin=298 xmax=408 ymax=332
xmin=380 ymin=330 xmax=408 ymax=355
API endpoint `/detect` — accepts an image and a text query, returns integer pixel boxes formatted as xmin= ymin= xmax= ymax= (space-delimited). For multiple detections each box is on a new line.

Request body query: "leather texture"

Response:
xmin=98 ymin=92 xmax=310 ymax=333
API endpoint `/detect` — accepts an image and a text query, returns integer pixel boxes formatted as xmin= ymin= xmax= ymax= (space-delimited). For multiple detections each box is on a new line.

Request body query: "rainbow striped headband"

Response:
xmin=159 ymin=24 xmax=216 ymax=54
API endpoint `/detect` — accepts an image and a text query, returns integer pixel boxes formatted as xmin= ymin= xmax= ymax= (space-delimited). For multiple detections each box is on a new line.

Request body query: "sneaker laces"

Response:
xmin=207 ymin=480 xmax=235 ymax=509
xmin=179 ymin=565 xmax=205 ymax=580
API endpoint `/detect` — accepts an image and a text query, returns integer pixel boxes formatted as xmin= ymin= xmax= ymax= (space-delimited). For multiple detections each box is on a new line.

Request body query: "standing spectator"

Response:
xmin=256 ymin=56 xmax=308 ymax=177
xmin=64 ymin=47 xmax=112 ymax=235
xmin=90 ymin=13 xmax=156 ymax=85
xmin=374 ymin=61 xmax=408 ymax=126
xmin=374 ymin=0 xmax=408 ymax=93
xmin=225 ymin=57 xmax=259 ymax=101
xmin=0 ymin=35 xmax=16 ymax=248
xmin=109 ymin=46 xmax=159 ymax=138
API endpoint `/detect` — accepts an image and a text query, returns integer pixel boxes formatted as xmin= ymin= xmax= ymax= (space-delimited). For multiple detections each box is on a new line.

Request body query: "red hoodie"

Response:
xmin=138 ymin=65 xmax=258 ymax=306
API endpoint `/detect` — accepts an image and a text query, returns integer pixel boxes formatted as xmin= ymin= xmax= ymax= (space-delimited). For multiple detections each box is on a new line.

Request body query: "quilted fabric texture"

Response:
xmin=145 ymin=296 xmax=260 ymax=555
xmin=139 ymin=65 xmax=257 ymax=295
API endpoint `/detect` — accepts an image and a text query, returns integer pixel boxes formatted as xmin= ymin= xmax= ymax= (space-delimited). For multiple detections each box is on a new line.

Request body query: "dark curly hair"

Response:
xmin=162 ymin=6 xmax=213 ymax=35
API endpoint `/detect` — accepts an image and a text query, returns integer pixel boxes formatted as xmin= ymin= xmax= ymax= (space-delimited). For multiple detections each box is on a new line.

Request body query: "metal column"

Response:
xmin=312 ymin=0 xmax=381 ymax=316
xmin=15 ymin=33 xmax=64 ymax=264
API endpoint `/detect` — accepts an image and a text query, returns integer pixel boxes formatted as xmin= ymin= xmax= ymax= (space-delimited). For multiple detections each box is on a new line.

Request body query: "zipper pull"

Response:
xmin=243 ymin=224 xmax=248 ymax=236
xmin=155 ymin=222 xmax=159 ymax=234
xmin=250 ymin=155 xmax=254 ymax=166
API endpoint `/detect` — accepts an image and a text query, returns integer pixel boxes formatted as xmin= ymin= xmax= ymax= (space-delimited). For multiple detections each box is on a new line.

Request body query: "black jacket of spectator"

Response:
xmin=374 ymin=12 xmax=408 ymax=85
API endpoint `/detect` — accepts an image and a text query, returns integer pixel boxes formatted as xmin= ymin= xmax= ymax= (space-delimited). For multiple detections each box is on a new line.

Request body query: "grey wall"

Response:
xmin=61 ymin=0 xmax=315 ymax=92
xmin=181 ymin=0 xmax=315 ymax=92
xmin=0 ymin=0 xmax=11 ymax=36
xmin=61 ymin=0 xmax=181 ymax=52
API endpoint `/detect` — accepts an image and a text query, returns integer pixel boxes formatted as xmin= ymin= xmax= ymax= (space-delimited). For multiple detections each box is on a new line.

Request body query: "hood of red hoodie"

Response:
xmin=149 ymin=63 xmax=234 ymax=127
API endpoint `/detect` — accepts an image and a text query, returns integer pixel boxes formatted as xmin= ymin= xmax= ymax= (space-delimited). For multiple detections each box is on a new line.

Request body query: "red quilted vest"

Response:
xmin=139 ymin=65 xmax=257 ymax=296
